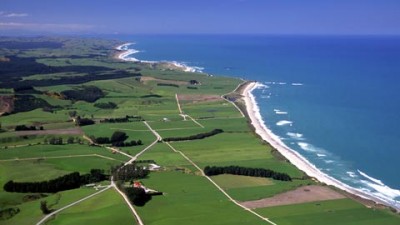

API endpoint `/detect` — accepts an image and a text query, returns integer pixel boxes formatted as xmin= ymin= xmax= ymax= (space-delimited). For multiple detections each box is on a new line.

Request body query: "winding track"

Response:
xmin=163 ymin=142 xmax=277 ymax=225
xmin=35 ymin=119 xmax=276 ymax=225
xmin=36 ymin=121 xmax=159 ymax=225
xmin=36 ymin=186 xmax=112 ymax=225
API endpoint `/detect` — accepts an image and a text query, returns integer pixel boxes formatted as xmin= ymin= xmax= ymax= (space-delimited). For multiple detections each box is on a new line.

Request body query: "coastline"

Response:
xmin=115 ymin=43 xmax=203 ymax=73
xmin=241 ymin=81 xmax=399 ymax=212
xmin=114 ymin=42 xmax=398 ymax=212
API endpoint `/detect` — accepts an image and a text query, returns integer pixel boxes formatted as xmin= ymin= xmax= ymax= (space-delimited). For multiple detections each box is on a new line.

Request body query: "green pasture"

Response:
xmin=0 ymin=144 xmax=130 ymax=162
xmin=181 ymin=100 xmax=243 ymax=119
xmin=22 ymin=72 xmax=87 ymax=81
xmin=227 ymin=179 xmax=312 ymax=201
xmin=156 ymin=127 xmax=206 ymax=139
xmin=211 ymin=174 xmax=274 ymax=189
xmin=148 ymin=120 xmax=201 ymax=130
xmin=1 ymin=188 xmax=97 ymax=225
xmin=198 ymin=117 xmax=251 ymax=132
xmin=0 ymin=133 xmax=83 ymax=148
xmin=137 ymin=142 xmax=194 ymax=171
xmin=0 ymin=109 xmax=69 ymax=127
xmin=47 ymin=189 xmax=137 ymax=225
xmin=134 ymin=171 xmax=266 ymax=225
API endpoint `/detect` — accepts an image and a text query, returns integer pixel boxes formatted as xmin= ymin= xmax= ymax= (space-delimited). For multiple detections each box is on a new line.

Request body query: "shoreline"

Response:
xmin=115 ymin=43 xmax=203 ymax=73
xmin=241 ymin=81 xmax=399 ymax=212
xmin=114 ymin=42 xmax=399 ymax=212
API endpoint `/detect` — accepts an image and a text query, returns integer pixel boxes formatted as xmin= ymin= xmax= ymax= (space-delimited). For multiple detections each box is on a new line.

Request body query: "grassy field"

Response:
xmin=46 ymin=189 xmax=137 ymax=225
xmin=133 ymin=171 xmax=266 ymax=225
xmin=0 ymin=188 xmax=97 ymax=225
xmin=211 ymin=174 xmax=274 ymax=189
xmin=0 ymin=144 xmax=129 ymax=162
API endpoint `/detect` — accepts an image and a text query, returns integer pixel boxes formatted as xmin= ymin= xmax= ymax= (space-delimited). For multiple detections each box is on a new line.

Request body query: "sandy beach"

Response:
xmin=242 ymin=81 xmax=399 ymax=211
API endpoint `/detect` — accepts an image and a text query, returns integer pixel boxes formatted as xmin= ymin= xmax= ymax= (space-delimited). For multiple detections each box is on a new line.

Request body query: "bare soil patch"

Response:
xmin=177 ymin=94 xmax=222 ymax=104
xmin=15 ymin=128 xmax=83 ymax=136
xmin=240 ymin=185 xmax=345 ymax=209
xmin=0 ymin=96 xmax=14 ymax=115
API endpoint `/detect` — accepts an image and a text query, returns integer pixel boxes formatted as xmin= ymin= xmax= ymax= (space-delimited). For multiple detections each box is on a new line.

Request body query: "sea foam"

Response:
xmin=358 ymin=170 xmax=385 ymax=186
xmin=287 ymin=132 xmax=304 ymax=140
xmin=276 ymin=120 xmax=293 ymax=126
xmin=274 ymin=109 xmax=288 ymax=115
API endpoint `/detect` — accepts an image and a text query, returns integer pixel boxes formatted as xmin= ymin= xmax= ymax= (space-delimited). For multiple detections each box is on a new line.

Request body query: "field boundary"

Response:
xmin=162 ymin=140 xmax=277 ymax=224
xmin=0 ymin=154 xmax=123 ymax=162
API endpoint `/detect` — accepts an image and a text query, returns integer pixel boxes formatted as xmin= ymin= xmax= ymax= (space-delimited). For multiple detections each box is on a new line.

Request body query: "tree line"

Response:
xmin=163 ymin=129 xmax=224 ymax=142
xmin=75 ymin=116 xmax=95 ymax=126
xmin=93 ymin=131 xmax=142 ymax=147
xmin=204 ymin=165 xmax=292 ymax=181
xmin=99 ymin=115 xmax=144 ymax=123
xmin=43 ymin=137 xmax=83 ymax=145
xmin=157 ymin=83 xmax=179 ymax=88
xmin=15 ymin=125 xmax=43 ymax=131
xmin=3 ymin=169 xmax=107 ymax=193
xmin=94 ymin=101 xmax=117 ymax=109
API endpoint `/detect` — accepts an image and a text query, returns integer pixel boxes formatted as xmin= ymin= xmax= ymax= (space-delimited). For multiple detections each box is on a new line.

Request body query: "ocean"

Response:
xmin=114 ymin=34 xmax=400 ymax=207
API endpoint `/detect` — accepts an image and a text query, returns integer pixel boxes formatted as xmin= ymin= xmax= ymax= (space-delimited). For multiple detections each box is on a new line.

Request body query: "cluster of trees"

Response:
xmin=0 ymin=54 xmax=126 ymax=89
xmin=12 ymin=95 xmax=53 ymax=114
xmin=141 ymin=94 xmax=162 ymax=98
xmin=75 ymin=116 xmax=95 ymax=126
xmin=135 ymin=160 xmax=156 ymax=164
xmin=111 ymin=164 xmax=149 ymax=181
xmin=100 ymin=116 xmax=129 ymax=123
xmin=163 ymin=129 xmax=224 ymax=142
xmin=189 ymin=80 xmax=199 ymax=85
xmin=13 ymin=86 xmax=42 ymax=94
xmin=94 ymin=102 xmax=117 ymax=109
xmin=124 ymin=187 xmax=151 ymax=206
xmin=61 ymin=86 xmax=105 ymax=103
xmin=113 ymin=140 xmax=142 ymax=147
xmin=3 ymin=169 xmax=108 ymax=193
xmin=44 ymin=137 xmax=81 ymax=145
xmin=0 ymin=207 xmax=20 ymax=220
xmin=157 ymin=83 xmax=179 ymax=88
xmin=204 ymin=166 xmax=292 ymax=181
xmin=99 ymin=115 xmax=144 ymax=123
xmin=5 ymin=70 xmax=137 ymax=89
xmin=46 ymin=137 xmax=63 ymax=145
xmin=94 ymin=131 xmax=142 ymax=147
xmin=40 ymin=201 xmax=51 ymax=214
xmin=15 ymin=125 xmax=43 ymax=131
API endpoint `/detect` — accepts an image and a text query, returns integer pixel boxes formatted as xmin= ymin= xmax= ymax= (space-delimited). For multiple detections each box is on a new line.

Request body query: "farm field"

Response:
xmin=46 ymin=189 xmax=137 ymax=225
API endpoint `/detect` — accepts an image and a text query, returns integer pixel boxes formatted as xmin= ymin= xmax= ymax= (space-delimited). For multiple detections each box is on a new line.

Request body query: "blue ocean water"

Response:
xmin=114 ymin=34 xmax=400 ymax=207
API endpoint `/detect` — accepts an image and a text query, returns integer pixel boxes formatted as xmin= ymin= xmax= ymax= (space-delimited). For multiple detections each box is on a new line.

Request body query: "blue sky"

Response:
xmin=1 ymin=0 xmax=400 ymax=35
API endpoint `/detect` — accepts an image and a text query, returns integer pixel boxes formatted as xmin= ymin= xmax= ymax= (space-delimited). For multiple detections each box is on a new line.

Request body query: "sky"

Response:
xmin=1 ymin=0 xmax=400 ymax=35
